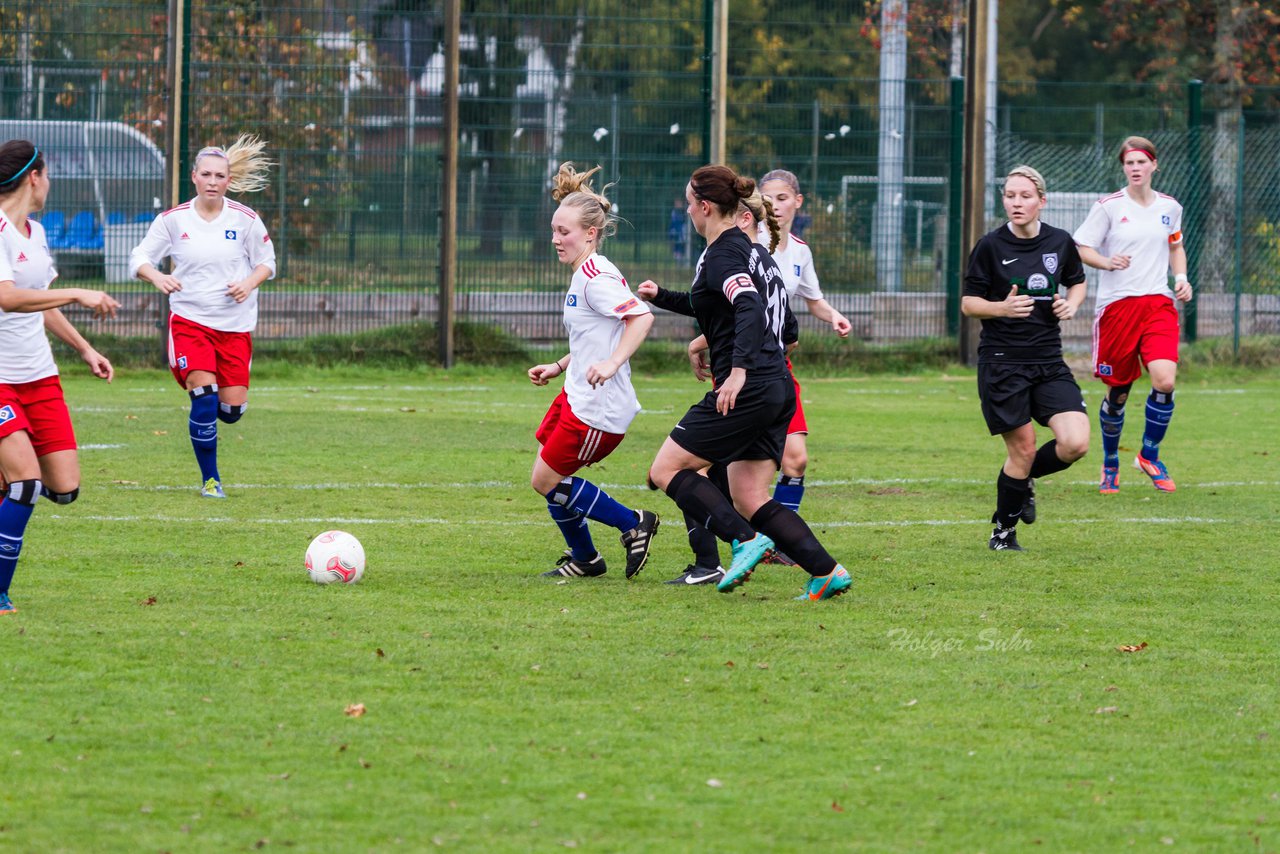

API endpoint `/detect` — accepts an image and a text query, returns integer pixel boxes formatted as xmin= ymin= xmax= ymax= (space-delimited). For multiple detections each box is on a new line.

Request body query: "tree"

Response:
xmin=102 ymin=0 xmax=354 ymax=253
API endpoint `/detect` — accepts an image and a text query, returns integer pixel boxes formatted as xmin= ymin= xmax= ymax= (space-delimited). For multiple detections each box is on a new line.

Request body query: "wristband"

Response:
xmin=1174 ymin=274 xmax=1188 ymax=284
xmin=556 ymin=358 xmax=568 ymax=372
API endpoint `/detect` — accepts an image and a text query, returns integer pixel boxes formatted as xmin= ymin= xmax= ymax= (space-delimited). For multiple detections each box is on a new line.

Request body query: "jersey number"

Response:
xmin=765 ymin=286 xmax=787 ymax=350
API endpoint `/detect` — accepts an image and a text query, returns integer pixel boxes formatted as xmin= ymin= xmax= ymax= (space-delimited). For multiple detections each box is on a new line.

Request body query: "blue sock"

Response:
xmin=546 ymin=501 xmax=596 ymax=561
xmin=1140 ymin=390 xmax=1175 ymax=462
xmin=1099 ymin=399 xmax=1125 ymax=468
xmin=0 ymin=479 xmax=41 ymax=594
xmin=773 ymin=475 xmax=805 ymax=512
xmin=188 ymin=385 xmax=220 ymax=483
xmin=548 ymin=477 xmax=637 ymax=533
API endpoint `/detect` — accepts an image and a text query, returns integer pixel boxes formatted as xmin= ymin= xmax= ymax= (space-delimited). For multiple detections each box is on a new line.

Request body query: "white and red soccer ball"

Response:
xmin=305 ymin=530 xmax=366 ymax=584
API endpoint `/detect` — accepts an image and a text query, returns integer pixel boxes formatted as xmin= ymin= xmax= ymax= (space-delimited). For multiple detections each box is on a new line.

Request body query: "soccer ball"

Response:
xmin=305 ymin=530 xmax=366 ymax=585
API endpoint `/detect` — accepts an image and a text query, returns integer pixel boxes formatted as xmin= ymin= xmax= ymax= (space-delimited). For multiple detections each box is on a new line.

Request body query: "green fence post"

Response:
xmin=1185 ymin=79 xmax=1202 ymax=343
xmin=1234 ymin=116 xmax=1245 ymax=356
xmin=946 ymin=76 xmax=964 ymax=338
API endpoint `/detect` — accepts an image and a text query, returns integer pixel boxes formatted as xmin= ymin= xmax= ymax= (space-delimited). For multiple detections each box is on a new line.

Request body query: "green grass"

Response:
xmin=3 ymin=365 xmax=1279 ymax=851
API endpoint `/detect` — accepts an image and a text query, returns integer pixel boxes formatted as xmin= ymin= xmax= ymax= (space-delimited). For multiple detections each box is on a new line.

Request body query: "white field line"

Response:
xmin=102 ymin=477 xmax=1280 ymax=492
xmin=44 ymin=513 xmax=1249 ymax=527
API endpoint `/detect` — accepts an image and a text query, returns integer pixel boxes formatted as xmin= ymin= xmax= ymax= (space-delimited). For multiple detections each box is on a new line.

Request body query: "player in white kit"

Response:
xmin=1073 ymin=136 xmax=1192 ymax=494
xmin=527 ymin=163 xmax=660 ymax=580
xmin=130 ymin=136 xmax=276 ymax=499
xmin=755 ymin=169 xmax=852 ymax=563
xmin=0 ymin=139 xmax=119 ymax=615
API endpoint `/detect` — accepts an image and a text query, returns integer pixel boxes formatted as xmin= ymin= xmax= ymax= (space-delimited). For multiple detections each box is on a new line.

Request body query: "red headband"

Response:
xmin=1121 ymin=147 xmax=1156 ymax=162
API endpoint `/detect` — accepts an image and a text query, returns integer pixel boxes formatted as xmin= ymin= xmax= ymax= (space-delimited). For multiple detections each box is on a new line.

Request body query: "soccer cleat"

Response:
xmin=542 ymin=550 xmax=607 ymax=578
xmin=201 ymin=477 xmax=226 ymax=499
xmin=717 ymin=534 xmax=775 ymax=592
xmin=988 ymin=525 xmax=1025 ymax=552
xmin=1099 ymin=466 xmax=1120 ymax=494
xmin=761 ymin=547 xmax=798 ymax=566
xmin=664 ymin=564 xmax=725 ymax=586
xmin=797 ymin=565 xmax=852 ymax=601
xmin=1134 ymin=455 xmax=1176 ymax=492
xmin=620 ymin=509 xmax=660 ymax=579
xmin=1021 ymin=478 xmax=1036 ymax=524
xmin=0 ymin=592 xmax=14 ymax=615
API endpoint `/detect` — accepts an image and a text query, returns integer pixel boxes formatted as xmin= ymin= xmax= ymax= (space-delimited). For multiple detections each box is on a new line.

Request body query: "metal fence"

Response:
xmin=2 ymin=1 xmax=1278 ymax=362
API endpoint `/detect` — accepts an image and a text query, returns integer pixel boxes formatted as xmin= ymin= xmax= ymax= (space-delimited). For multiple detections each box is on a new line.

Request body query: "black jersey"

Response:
xmin=963 ymin=222 xmax=1086 ymax=363
xmin=651 ymin=228 xmax=791 ymax=386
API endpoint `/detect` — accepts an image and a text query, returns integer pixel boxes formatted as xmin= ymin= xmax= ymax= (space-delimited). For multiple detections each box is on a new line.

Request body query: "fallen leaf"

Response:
xmin=904 ymin=698 xmax=918 ymax=707
xmin=724 ymin=661 xmax=735 ymax=668
xmin=152 ymin=430 xmax=168 ymax=436
xmin=344 ymin=703 xmax=366 ymax=717
xmin=756 ymin=662 xmax=769 ymax=670
xmin=1095 ymin=706 xmax=1119 ymax=714
xmin=1116 ymin=642 xmax=1148 ymax=653
xmin=375 ymin=648 xmax=385 ymax=658
xmin=125 ymin=414 xmax=138 ymax=420
xmin=112 ymin=479 xmax=138 ymax=485
xmin=140 ymin=596 xmax=157 ymax=606
xmin=1104 ymin=685 xmax=1118 ymax=692
xmin=399 ymin=407 xmax=416 ymax=413
xmin=832 ymin=800 xmax=844 ymax=812
xmin=358 ymin=758 xmax=371 ymax=768
xmin=234 ymin=561 xmax=245 ymax=567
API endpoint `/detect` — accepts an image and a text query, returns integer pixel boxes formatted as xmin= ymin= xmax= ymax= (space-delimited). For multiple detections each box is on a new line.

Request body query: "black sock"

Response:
xmin=684 ymin=511 xmax=723 ymax=569
xmin=749 ymin=499 xmax=837 ymax=577
xmin=994 ymin=469 xmax=1030 ymax=529
xmin=1029 ymin=439 xmax=1072 ymax=479
xmin=665 ymin=469 xmax=755 ymax=544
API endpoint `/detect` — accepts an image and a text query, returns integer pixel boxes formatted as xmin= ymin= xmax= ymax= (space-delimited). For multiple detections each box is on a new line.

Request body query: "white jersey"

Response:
xmin=1073 ymin=189 xmax=1183 ymax=312
xmin=562 ymin=252 xmax=651 ymax=434
xmin=129 ymin=197 xmax=276 ymax=332
xmin=760 ymin=227 xmax=824 ymax=303
xmin=0 ymin=212 xmax=58 ymax=384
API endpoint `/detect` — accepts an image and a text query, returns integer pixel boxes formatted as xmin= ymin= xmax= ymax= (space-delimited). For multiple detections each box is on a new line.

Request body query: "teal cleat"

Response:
xmin=796 ymin=565 xmax=852 ymax=601
xmin=717 ymin=534 xmax=775 ymax=592
xmin=0 ymin=592 xmax=15 ymax=615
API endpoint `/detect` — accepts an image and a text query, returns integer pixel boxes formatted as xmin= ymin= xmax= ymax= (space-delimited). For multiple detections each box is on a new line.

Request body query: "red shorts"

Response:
xmin=1092 ymin=295 xmax=1180 ymax=387
xmin=168 ymin=313 xmax=253 ymax=389
xmin=535 ymin=390 xmax=625 ymax=477
xmin=0 ymin=375 xmax=77 ymax=456
xmin=786 ymin=367 xmax=808 ymax=435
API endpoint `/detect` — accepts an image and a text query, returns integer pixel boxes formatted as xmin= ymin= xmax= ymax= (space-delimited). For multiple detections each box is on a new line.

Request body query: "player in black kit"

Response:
xmin=961 ymin=165 xmax=1091 ymax=551
xmin=638 ymin=165 xmax=850 ymax=601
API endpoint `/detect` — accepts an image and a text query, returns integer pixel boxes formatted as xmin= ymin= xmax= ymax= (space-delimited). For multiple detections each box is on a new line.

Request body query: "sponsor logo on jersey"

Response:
xmin=1098 ymin=363 xmax=1113 ymax=377
xmin=263 ymin=233 xmax=271 ymax=243
xmin=180 ymin=232 xmax=190 ymax=240
xmin=0 ymin=404 xmax=15 ymax=424
xmin=565 ymin=294 xmax=577 ymax=307
xmin=224 ymin=230 xmax=237 ymax=240
xmin=177 ymin=356 xmax=188 ymax=369
xmin=1027 ymin=273 xmax=1051 ymax=295
xmin=15 ymin=252 xmax=27 ymax=263
xmin=1119 ymin=216 xmax=1130 ymax=224
xmin=1161 ymin=215 xmax=1171 ymax=226
xmin=1042 ymin=253 xmax=1059 ymax=275
xmin=793 ymin=264 xmax=801 ymax=277
xmin=612 ymin=297 xmax=639 ymax=314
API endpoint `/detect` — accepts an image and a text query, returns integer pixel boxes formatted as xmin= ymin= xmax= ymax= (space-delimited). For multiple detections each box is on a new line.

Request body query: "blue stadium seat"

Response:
xmin=40 ymin=210 xmax=67 ymax=248
xmin=107 ymin=211 xmax=126 ymax=226
xmin=134 ymin=211 xmax=154 ymax=224
xmin=66 ymin=211 xmax=103 ymax=250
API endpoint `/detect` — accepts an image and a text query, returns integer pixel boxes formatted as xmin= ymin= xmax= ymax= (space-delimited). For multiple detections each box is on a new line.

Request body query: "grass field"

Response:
xmin=3 ymin=363 xmax=1278 ymax=851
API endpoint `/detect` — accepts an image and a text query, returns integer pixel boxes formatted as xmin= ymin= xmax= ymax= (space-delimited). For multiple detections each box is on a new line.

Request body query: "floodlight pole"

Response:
xmin=439 ymin=0 xmax=460 ymax=368
xmin=164 ymin=0 xmax=190 ymax=211
xmin=959 ymin=0 xmax=990 ymax=365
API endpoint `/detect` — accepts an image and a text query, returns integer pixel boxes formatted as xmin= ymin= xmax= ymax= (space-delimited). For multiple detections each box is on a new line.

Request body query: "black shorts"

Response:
xmin=977 ymin=361 xmax=1086 ymax=435
xmin=670 ymin=377 xmax=795 ymax=465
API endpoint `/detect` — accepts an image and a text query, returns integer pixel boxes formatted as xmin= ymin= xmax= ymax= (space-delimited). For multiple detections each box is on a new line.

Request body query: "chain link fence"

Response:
xmin=2 ymin=2 xmax=1277 ymax=364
